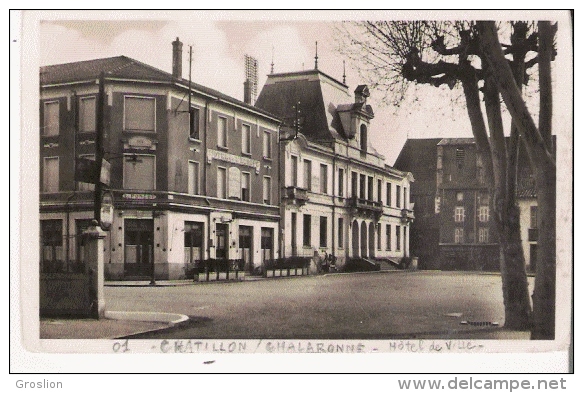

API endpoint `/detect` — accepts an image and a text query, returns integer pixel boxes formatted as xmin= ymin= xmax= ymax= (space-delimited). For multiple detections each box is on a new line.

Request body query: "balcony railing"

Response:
xmin=528 ymin=228 xmax=538 ymax=242
xmin=284 ymin=186 xmax=309 ymax=204
xmin=348 ymin=196 xmax=383 ymax=218
xmin=401 ymin=207 xmax=415 ymax=223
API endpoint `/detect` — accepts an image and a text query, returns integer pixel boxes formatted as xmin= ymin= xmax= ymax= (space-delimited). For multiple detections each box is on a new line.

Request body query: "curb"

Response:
xmin=104 ymin=311 xmax=189 ymax=327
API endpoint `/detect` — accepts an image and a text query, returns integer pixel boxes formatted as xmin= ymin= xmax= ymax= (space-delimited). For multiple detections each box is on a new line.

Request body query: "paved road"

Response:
xmin=104 ymin=271 xmax=534 ymax=339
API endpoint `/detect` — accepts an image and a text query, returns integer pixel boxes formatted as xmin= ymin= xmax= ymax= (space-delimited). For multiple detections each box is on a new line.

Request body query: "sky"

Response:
xmin=36 ymin=10 xmax=570 ymax=165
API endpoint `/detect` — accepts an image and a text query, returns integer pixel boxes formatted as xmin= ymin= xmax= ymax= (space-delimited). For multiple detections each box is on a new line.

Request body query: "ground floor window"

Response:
xmin=454 ymin=228 xmax=464 ymax=244
xmin=41 ymin=219 xmax=63 ymax=271
xmin=319 ymin=216 xmax=327 ymax=247
xmin=338 ymin=217 xmax=344 ymax=248
xmin=184 ymin=222 xmax=204 ymax=264
xmin=396 ymin=225 xmax=401 ymax=251
xmin=303 ymin=214 xmax=311 ymax=247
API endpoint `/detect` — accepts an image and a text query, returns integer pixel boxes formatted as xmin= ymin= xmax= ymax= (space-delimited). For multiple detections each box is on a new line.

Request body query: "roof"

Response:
xmin=40 ymin=56 xmax=279 ymax=121
xmin=437 ymin=138 xmax=476 ymax=146
xmin=394 ymin=138 xmax=442 ymax=195
xmin=255 ymin=69 xmax=379 ymax=155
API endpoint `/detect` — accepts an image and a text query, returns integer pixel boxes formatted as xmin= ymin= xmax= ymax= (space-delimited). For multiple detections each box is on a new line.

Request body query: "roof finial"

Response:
xmin=271 ymin=45 xmax=275 ymax=74
xmin=314 ymin=41 xmax=319 ymax=70
xmin=343 ymin=60 xmax=346 ymax=84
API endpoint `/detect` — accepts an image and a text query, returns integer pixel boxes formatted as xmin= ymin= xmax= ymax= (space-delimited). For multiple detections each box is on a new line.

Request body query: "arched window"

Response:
xmin=360 ymin=124 xmax=367 ymax=152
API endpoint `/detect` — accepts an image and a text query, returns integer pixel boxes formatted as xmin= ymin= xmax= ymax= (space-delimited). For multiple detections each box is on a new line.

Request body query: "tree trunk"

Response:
xmin=482 ymin=72 xmax=532 ymax=330
xmin=531 ymin=21 xmax=557 ymax=340
xmin=477 ymin=21 xmax=556 ymax=339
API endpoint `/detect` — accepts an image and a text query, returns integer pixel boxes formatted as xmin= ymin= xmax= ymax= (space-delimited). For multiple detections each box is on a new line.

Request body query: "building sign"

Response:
xmin=122 ymin=193 xmax=157 ymax=200
xmin=208 ymin=149 xmax=260 ymax=173
xmin=125 ymin=136 xmax=156 ymax=150
xmin=100 ymin=159 xmax=111 ymax=186
xmin=100 ymin=191 xmax=114 ymax=230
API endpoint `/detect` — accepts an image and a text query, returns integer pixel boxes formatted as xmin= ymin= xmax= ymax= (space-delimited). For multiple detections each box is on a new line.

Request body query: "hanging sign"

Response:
xmin=100 ymin=190 xmax=114 ymax=231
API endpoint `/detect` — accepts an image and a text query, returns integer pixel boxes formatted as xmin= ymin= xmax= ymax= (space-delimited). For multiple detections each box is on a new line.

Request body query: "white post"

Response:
xmin=84 ymin=221 xmax=106 ymax=319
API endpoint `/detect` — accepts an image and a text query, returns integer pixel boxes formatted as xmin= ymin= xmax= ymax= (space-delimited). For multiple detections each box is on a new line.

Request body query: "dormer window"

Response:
xmin=360 ymin=124 xmax=368 ymax=152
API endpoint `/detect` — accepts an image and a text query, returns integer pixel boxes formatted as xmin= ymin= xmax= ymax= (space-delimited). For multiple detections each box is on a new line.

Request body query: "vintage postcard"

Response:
xmin=12 ymin=9 xmax=573 ymax=374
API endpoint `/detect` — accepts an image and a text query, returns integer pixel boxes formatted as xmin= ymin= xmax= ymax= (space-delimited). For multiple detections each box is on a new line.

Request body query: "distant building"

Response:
xmin=39 ymin=38 xmax=281 ymax=280
xmin=256 ymin=69 xmax=414 ymax=269
xmin=394 ymin=137 xmax=538 ymax=271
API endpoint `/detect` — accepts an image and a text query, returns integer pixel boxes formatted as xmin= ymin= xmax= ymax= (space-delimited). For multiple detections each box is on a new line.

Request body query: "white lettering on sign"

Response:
xmin=208 ymin=149 xmax=260 ymax=173
xmin=79 ymin=140 xmax=95 ymax=146
xmin=43 ymin=142 xmax=59 ymax=148
xmin=122 ymin=193 xmax=157 ymax=200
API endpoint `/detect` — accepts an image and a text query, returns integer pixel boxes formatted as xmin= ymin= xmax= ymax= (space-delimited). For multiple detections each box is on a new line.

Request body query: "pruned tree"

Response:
xmin=337 ymin=20 xmax=556 ymax=338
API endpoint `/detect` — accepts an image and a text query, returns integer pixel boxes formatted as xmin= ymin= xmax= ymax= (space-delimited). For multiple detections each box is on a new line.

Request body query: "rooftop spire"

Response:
xmin=314 ymin=41 xmax=319 ymax=70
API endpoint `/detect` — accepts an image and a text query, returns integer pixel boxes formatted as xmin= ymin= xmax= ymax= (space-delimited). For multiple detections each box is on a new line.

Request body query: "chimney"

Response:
xmin=172 ymin=37 xmax=183 ymax=79
xmin=243 ymin=80 xmax=252 ymax=104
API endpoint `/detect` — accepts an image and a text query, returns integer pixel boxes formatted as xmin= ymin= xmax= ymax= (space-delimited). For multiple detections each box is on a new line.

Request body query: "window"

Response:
xmin=184 ymin=222 xmax=204 ymax=264
xmin=304 ymin=160 xmax=312 ymax=190
xmin=263 ymin=176 xmax=271 ymax=204
xmin=478 ymin=227 xmax=489 ymax=243
xmin=396 ymin=185 xmax=401 ymax=207
xmin=124 ymin=96 xmax=155 ymax=131
xmin=454 ymin=206 xmax=465 ymax=222
xmin=190 ymin=108 xmax=200 ymax=140
xmin=386 ymin=183 xmax=392 ymax=207
xmin=217 ymin=116 xmax=227 ymax=147
xmin=455 ymin=228 xmax=464 ymax=243
xmin=241 ymin=172 xmax=250 ymax=202
xmin=386 ymin=224 xmax=391 ymax=250
xmin=377 ymin=223 xmax=381 ymax=250
xmin=319 ymin=216 xmax=328 ymax=247
xmin=478 ymin=206 xmax=490 ymax=222
xmin=291 ymin=156 xmax=298 ymax=187
xmin=530 ymin=206 xmax=538 ymax=229
xmin=188 ymin=161 xmax=199 ymax=195
xmin=396 ymin=225 xmax=401 ymax=251
xmin=41 ymin=219 xmax=63 ymax=269
xmin=338 ymin=168 xmax=344 ymax=197
xmin=367 ymin=176 xmax=373 ymax=201
xmin=404 ymin=187 xmax=408 ymax=208
xmin=43 ymin=101 xmax=59 ymax=136
xmin=360 ymin=124 xmax=367 ymax=151
xmin=78 ymin=154 xmax=95 ymax=191
xmin=338 ymin=218 xmax=344 ymax=248
xmin=457 ymin=192 xmax=464 ymax=201
xmin=217 ymin=167 xmax=226 ymax=198
xmin=351 ymin=171 xmax=358 ymax=198
xmin=377 ymin=180 xmax=382 ymax=203
xmin=263 ymin=131 xmax=272 ymax=158
xmin=123 ymin=154 xmax=155 ymax=190
xmin=242 ymin=124 xmax=251 ymax=154
xmin=359 ymin=174 xmax=366 ymax=199
xmin=303 ymin=215 xmax=311 ymax=247
xmin=320 ymin=164 xmax=328 ymax=194
xmin=43 ymin=156 xmax=59 ymax=193
xmin=456 ymin=148 xmax=465 ymax=168
xmin=79 ymin=96 xmax=96 ymax=132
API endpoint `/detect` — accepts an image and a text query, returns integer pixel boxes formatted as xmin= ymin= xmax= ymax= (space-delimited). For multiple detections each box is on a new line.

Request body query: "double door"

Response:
xmin=124 ymin=219 xmax=154 ymax=277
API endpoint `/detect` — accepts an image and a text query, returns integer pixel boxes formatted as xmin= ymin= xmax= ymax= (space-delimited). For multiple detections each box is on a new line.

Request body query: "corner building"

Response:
xmin=256 ymin=70 xmax=414 ymax=269
xmin=39 ymin=39 xmax=281 ymax=280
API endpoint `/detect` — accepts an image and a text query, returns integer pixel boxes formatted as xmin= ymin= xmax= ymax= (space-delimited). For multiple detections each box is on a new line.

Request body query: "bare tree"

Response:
xmin=338 ymin=20 xmax=556 ymax=337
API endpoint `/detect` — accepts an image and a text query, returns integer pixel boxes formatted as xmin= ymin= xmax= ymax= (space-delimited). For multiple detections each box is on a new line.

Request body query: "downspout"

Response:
xmin=204 ymin=100 xmax=210 ymax=260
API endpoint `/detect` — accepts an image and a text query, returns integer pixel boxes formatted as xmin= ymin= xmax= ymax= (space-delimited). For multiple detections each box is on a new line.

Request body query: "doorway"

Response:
xmin=216 ymin=223 xmax=228 ymax=260
xmin=239 ymin=226 xmax=253 ymax=273
xmin=124 ymin=219 xmax=154 ymax=277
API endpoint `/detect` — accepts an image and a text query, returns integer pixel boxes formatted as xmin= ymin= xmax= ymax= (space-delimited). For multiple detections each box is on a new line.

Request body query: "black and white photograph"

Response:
xmin=12 ymin=9 xmax=573 ymax=375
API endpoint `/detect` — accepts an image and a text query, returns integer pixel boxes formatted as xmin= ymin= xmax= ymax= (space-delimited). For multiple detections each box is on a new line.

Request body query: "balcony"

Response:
xmin=348 ymin=196 xmax=383 ymax=219
xmin=528 ymin=228 xmax=538 ymax=242
xmin=401 ymin=203 xmax=415 ymax=223
xmin=284 ymin=186 xmax=309 ymax=205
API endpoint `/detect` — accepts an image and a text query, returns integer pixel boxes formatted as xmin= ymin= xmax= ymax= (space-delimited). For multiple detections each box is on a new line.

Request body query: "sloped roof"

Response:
xmin=394 ymin=138 xmax=442 ymax=195
xmin=437 ymin=138 xmax=476 ymax=146
xmin=40 ymin=56 xmax=279 ymax=121
xmin=255 ymin=69 xmax=380 ymax=156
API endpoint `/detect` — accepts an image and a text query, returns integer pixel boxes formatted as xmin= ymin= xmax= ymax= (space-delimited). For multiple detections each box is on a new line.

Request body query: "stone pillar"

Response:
xmin=84 ymin=221 xmax=106 ymax=319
